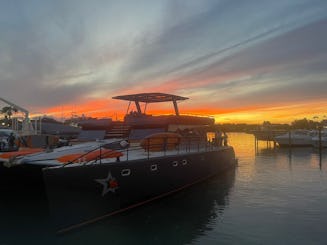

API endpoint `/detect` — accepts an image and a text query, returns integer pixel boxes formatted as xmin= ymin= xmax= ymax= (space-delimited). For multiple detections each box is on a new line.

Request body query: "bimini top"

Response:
xmin=113 ymin=92 xmax=189 ymax=116
xmin=112 ymin=93 xmax=188 ymax=103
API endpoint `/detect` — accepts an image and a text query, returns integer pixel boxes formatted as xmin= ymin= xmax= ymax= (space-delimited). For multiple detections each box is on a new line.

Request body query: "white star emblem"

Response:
xmin=95 ymin=171 xmax=119 ymax=196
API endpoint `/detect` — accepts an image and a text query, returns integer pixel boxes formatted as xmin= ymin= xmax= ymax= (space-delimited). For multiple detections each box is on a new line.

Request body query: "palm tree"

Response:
xmin=0 ymin=106 xmax=18 ymax=126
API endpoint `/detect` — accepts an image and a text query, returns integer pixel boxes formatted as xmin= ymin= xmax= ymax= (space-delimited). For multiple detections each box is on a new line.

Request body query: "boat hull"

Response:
xmin=274 ymin=130 xmax=317 ymax=147
xmin=275 ymin=137 xmax=313 ymax=147
xmin=42 ymin=146 xmax=236 ymax=233
xmin=0 ymin=162 xmax=47 ymax=193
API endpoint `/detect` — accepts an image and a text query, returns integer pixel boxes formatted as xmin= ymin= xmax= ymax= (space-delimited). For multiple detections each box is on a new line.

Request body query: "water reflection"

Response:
xmin=227 ymin=133 xmax=257 ymax=183
xmin=224 ymin=133 xmax=327 ymax=245
xmin=229 ymin=132 xmax=326 ymax=171
xmin=256 ymin=145 xmax=326 ymax=170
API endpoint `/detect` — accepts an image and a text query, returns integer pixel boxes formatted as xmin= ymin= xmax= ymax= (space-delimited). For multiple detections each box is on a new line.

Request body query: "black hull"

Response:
xmin=42 ymin=147 xmax=236 ymax=233
xmin=277 ymin=144 xmax=313 ymax=148
xmin=0 ymin=162 xmax=47 ymax=193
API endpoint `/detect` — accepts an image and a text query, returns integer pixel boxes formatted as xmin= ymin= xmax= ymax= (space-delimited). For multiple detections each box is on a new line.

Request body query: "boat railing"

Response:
xmin=61 ymin=135 xmax=225 ymax=167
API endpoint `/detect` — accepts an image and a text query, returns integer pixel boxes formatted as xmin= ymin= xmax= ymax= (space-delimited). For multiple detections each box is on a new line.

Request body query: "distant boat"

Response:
xmin=0 ymin=128 xmax=61 ymax=166
xmin=312 ymin=130 xmax=327 ymax=148
xmin=41 ymin=92 xmax=237 ymax=233
xmin=0 ymin=128 xmax=19 ymax=152
xmin=274 ymin=130 xmax=317 ymax=147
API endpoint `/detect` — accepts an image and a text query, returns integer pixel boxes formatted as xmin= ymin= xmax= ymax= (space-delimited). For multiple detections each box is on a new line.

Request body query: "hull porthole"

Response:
xmin=151 ymin=164 xmax=158 ymax=171
xmin=172 ymin=161 xmax=178 ymax=167
xmin=121 ymin=169 xmax=131 ymax=176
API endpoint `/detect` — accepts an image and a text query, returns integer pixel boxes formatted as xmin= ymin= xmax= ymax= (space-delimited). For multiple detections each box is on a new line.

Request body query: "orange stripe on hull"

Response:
xmin=0 ymin=148 xmax=44 ymax=159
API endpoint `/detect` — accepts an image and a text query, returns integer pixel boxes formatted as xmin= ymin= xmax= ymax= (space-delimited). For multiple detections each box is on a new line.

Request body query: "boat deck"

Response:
xmin=54 ymin=140 xmax=230 ymax=168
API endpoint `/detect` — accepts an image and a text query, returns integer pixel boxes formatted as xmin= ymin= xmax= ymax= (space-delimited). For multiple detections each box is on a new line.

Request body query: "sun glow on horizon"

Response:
xmin=29 ymin=98 xmax=327 ymax=125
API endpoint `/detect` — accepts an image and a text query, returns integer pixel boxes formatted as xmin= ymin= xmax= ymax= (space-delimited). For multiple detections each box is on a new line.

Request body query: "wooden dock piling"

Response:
xmin=251 ymin=129 xmax=286 ymax=149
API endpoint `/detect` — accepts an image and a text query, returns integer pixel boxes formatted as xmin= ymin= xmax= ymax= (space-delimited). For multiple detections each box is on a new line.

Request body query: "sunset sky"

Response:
xmin=1 ymin=0 xmax=327 ymax=124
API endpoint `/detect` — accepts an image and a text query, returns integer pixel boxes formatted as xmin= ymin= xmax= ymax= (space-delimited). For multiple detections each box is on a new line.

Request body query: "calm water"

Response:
xmin=1 ymin=132 xmax=327 ymax=245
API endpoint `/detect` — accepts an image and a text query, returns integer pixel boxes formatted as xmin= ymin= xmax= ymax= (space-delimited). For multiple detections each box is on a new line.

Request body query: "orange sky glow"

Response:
xmin=35 ymin=98 xmax=327 ymax=125
xmin=2 ymin=2 xmax=327 ymax=126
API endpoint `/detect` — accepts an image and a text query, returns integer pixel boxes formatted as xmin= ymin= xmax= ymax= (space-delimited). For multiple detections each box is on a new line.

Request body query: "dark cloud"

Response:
xmin=210 ymin=18 xmax=327 ymax=106
xmin=1 ymin=0 xmax=327 ymax=117
xmin=0 ymin=1 xmax=129 ymax=109
xmin=115 ymin=0 xmax=327 ymax=88
xmin=140 ymin=17 xmax=327 ymax=109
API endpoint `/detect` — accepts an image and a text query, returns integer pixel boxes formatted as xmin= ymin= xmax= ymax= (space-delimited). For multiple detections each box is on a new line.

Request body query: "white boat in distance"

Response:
xmin=312 ymin=130 xmax=327 ymax=148
xmin=274 ymin=130 xmax=317 ymax=147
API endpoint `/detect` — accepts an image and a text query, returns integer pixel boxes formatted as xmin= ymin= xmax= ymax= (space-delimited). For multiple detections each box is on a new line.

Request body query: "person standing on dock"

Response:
xmin=223 ymin=131 xmax=228 ymax=146
xmin=215 ymin=130 xmax=223 ymax=146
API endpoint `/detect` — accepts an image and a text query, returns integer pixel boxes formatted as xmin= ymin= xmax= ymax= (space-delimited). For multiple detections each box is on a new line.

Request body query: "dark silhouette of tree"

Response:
xmin=291 ymin=118 xmax=319 ymax=129
xmin=0 ymin=106 xmax=18 ymax=127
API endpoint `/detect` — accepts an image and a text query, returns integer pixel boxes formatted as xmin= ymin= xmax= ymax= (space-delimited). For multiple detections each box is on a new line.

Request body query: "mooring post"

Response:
xmin=254 ymin=135 xmax=257 ymax=152
xmin=99 ymin=146 xmax=102 ymax=164
xmin=318 ymin=126 xmax=322 ymax=169
xmin=319 ymin=126 xmax=322 ymax=153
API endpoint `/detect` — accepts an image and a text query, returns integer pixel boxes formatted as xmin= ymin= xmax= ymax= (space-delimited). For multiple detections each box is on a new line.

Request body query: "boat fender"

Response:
xmin=120 ymin=140 xmax=129 ymax=148
xmin=103 ymin=140 xmax=129 ymax=150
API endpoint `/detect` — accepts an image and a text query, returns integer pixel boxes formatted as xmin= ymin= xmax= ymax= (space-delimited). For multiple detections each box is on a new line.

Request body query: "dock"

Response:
xmin=250 ymin=130 xmax=287 ymax=148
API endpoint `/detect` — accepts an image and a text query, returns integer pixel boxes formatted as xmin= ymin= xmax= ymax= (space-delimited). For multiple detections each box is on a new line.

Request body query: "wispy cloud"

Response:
xmin=1 ymin=0 xmax=327 ymax=122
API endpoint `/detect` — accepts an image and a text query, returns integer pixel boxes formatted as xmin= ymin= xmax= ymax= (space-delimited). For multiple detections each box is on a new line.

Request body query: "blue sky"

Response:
xmin=1 ymin=0 xmax=327 ymax=123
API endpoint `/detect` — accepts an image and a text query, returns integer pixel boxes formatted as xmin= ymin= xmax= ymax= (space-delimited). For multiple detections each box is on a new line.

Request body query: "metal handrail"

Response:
xmin=61 ymin=136 xmax=220 ymax=167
